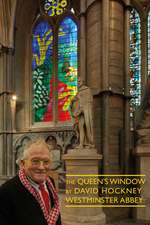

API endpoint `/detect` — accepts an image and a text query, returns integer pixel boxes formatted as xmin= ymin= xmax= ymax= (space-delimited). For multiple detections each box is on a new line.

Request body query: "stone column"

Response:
xmin=0 ymin=46 xmax=15 ymax=177
xmin=124 ymin=2 xmax=131 ymax=172
xmin=79 ymin=0 xmax=86 ymax=82
xmin=61 ymin=148 xmax=106 ymax=225
xmin=101 ymin=0 xmax=110 ymax=173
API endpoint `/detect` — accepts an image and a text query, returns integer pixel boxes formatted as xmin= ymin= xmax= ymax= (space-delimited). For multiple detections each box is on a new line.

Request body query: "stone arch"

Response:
xmin=0 ymin=0 xmax=17 ymax=47
xmin=130 ymin=0 xmax=146 ymax=17
xmin=14 ymin=0 xmax=39 ymax=130
xmin=0 ymin=0 xmax=9 ymax=45
xmin=8 ymin=0 xmax=17 ymax=47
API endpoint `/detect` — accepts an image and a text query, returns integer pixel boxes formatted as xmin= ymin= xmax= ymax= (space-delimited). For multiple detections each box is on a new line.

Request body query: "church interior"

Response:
xmin=0 ymin=0 xmax=150 ymax=224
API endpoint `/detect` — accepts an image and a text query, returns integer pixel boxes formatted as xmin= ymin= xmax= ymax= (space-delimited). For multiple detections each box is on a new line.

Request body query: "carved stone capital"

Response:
xmin=0 ymin=43 xmax=14 ymax=55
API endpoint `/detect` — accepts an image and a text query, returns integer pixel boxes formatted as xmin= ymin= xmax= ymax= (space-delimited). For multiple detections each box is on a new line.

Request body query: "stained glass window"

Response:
xmin=43 ymin=0 xmax=68 ymax=16
xmin=57 ymin=17 xmax=78 ymax=121
xmin=32 ymin=21 xmax=53 ymax=123
xmin=148 ymin=11 xmax=150 ymax=75
xmin=32 ymin=16 xmax=78 ymax=124
xmin=129 ymin=8 xmax=141 ymax=117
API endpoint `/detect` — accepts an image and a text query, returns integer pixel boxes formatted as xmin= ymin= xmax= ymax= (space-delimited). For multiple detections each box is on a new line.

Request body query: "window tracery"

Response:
xmin=32 ymin=1 xmax=78 ymax=124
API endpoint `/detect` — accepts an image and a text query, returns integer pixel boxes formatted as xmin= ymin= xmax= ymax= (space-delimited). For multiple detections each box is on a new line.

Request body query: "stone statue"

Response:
xmin=136 ymin=75 xmax=150 ymax=145
xmin=70 ymin=77 xmax=94 ymax=148
xmin=46 ymin=136 xmax=62 ymax=170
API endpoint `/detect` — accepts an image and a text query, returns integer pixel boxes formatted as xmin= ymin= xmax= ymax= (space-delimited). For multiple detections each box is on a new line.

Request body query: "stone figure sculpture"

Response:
xmin=70 ymin=77 xmax=94 ymax=148
xmin=46 ymin=136 xmax=62 ymax=170
xmin=136 ymin=75 xmax=150 ymax=144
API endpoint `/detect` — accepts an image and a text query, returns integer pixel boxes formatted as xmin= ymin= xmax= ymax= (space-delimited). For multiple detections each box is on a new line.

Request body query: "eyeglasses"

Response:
xmin=27 ymin=159 xmax=51 ymax=166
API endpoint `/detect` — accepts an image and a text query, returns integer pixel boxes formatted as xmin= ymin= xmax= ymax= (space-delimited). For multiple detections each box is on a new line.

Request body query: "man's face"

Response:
xmin=21 ymin=144 xmax=51 ymax=184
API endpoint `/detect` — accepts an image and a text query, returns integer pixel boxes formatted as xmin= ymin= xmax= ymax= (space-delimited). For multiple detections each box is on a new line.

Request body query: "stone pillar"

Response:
xmin=79 ymin=0 xmax=86 ymax=82
xmin=0 ymin=46 xmax=15 ymax=177
xmin=101 ymin=0 xmax=109 ymax=173
xmin=61 ymin=148 xmax=106 ymax=225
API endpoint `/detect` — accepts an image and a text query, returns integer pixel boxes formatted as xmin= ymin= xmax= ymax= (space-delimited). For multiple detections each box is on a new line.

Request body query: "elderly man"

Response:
xmin=0 ymin=138 xmax=61 ymax=225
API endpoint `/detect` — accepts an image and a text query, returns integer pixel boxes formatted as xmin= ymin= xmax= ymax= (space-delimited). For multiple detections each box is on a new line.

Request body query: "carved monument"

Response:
xmin=70 ymin=77 xmax=94 ymax=149
xmin=134 ymin=75 xmax=150 ymax=221
xmin=61 ymin=78 xmax=106 ymax=225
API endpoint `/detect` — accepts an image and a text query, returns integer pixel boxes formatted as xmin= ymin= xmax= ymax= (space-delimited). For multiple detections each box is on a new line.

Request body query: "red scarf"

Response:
xmin=19 ymin=169 xmax=60 ymax=225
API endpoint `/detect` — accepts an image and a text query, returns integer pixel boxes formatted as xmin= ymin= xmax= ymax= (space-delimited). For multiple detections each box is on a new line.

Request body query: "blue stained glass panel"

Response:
xmin=129 ymin=8 xmax=141 ymax=117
